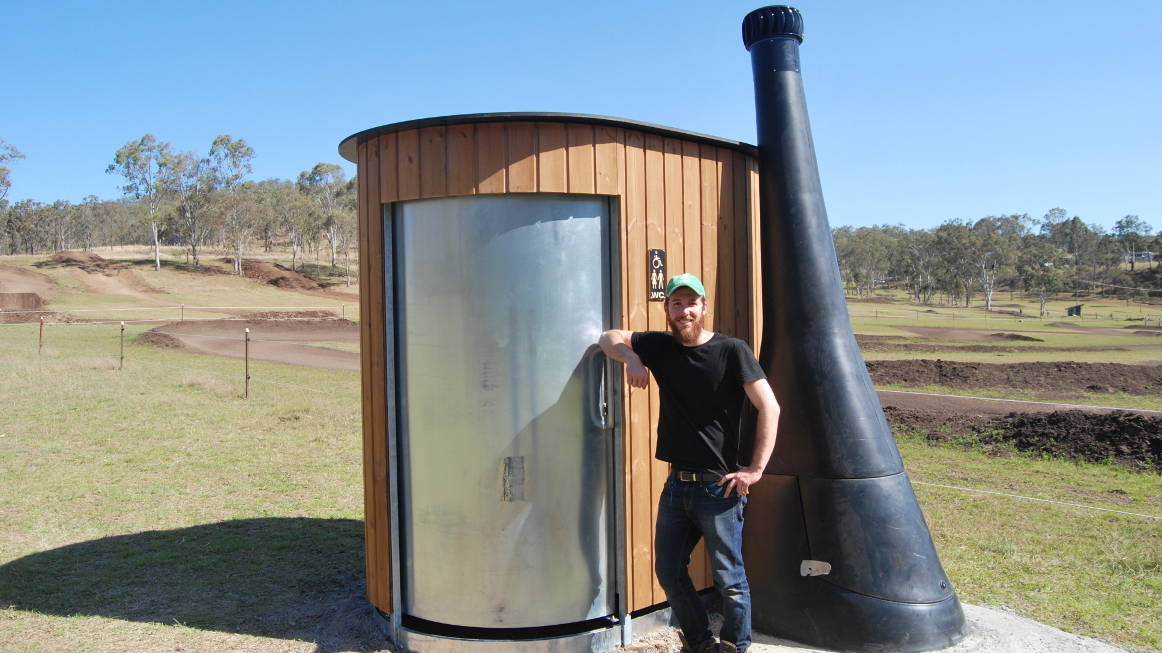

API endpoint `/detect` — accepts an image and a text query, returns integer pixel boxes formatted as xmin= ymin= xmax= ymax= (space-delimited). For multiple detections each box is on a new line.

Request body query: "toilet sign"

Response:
xmin=648 ymin=249 xmax=666 ymax=301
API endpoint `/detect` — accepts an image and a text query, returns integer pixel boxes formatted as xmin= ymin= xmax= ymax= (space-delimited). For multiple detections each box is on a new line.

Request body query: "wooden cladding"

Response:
xmin=355 ymin=119 xmax=759 ymax=616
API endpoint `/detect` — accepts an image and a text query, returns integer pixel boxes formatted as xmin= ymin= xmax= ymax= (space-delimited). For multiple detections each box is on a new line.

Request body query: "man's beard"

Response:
xmin=668 ymin=312 xmax=705 ymax=345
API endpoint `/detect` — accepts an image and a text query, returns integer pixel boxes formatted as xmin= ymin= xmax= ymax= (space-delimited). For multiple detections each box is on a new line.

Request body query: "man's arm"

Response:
xmin=720 ymin=378 xmax=780 ymax=497
xmin=598 ymin=329 xmax=650 ymax=388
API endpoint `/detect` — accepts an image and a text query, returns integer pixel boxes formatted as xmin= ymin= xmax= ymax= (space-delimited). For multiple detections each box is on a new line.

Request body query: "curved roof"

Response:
xmin=338 ymin=112 xmax=756 ymax=163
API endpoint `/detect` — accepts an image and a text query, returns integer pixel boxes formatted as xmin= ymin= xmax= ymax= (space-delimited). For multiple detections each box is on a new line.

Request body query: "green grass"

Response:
xmin=846 ymin=287 xmax=1162 ymax=323
xmin=877 ymin=382 xmax=1162 ymax=412
xmin=895 ymin=432 xmax=1161 ymax=650
xmin=0 ymin=324 xmax=374 ymax=652
xmin=3 ymin=255 xmax=1160 ymax=651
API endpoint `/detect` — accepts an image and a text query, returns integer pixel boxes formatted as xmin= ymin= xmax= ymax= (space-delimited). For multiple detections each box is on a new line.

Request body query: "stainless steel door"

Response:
xmin=393 ymin=195 xmax=614 ymax=629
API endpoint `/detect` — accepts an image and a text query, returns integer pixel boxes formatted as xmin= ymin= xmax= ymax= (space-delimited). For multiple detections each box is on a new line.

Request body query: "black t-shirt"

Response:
xmin=630 ymin=331 xmax=766 ymax=474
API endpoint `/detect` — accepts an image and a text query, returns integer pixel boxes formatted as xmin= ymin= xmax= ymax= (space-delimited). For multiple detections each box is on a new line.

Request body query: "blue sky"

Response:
xmin=4 ymin=0 xmax=1159 ymax=232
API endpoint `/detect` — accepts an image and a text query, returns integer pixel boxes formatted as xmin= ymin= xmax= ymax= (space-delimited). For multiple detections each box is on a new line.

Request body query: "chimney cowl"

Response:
xmin=742 ymin=5 xmax=804 ymax=50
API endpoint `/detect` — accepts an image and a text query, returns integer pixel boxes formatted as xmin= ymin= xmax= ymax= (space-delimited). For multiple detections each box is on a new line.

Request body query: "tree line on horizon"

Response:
xmin=3 ymin=135 xmax=1159 ymax=313
xmin=834 ymin=209 xmax=1161 ymax=316
xmin=0 ymin=135 xmax=357 ymax=280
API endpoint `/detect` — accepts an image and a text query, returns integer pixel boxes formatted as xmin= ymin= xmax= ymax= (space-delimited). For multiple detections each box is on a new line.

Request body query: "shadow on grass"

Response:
xmin=0 ymin=517 xmax=389 ymax=653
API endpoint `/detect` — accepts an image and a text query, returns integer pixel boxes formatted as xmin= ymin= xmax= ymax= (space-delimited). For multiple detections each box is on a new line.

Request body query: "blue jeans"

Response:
xmin=655 ymin=474 xmax=751 ymax=651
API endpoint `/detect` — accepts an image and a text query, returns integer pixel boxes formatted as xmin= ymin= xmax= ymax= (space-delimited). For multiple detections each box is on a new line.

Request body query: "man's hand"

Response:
xmin=599 ymin=329 xmax=650 ymax=389
xmin=626 ymin=359 xmax=649 ymax=388
xmin=720 ymin=466 xmax=763 ymax=498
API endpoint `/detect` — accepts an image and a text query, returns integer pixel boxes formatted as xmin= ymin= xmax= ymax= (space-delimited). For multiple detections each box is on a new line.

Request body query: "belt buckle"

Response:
xmin=677 ymin=471 xmax=697 ymax=482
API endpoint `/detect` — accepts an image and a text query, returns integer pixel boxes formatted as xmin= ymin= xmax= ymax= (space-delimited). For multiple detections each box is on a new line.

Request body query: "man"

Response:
xmin=599 ymin=273 xmax=780 ymax=653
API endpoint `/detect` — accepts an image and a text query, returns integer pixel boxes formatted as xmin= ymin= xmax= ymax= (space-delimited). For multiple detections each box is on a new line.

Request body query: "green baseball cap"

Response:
xmin=664 ymin=273 xmax=706 ymax=298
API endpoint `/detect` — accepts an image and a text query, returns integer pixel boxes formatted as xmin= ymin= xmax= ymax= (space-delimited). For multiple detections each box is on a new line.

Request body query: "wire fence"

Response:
xmin=0 ymin=302 xmax=353 ymax=322
xmin=4 ymin=303 xmax=1157 ymax=522
xmin=0 ymin=304 xmax=356 ymax=398
xmin=851 ymin=306 xmax=1162 ymax=325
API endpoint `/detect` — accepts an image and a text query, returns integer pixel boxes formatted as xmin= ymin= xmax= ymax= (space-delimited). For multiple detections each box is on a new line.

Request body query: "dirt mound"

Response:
xmin=49 ymin=250 xmax=115 ymax=274
xmin=867 ymin=359 xmax=1162 ymax=397
xmin=989 ymin=332 xmax=1044 ymax=342
xmin=230 ymin=259 xmax=321 ymax=290
xmin=0 ymin=292 xmax=43 ymax=310
xmin=883 ymin=406 xmax=1161 ymax=472
xmin=136 ymin=331 xmax=183 ymax=348
xmin=0 ymin=265 xmax=55 ymax=313
xmin=995 ymin=411 xmax=1161 ymax=472
xmin=1132 ymin=331 xmax=1162 ymax=336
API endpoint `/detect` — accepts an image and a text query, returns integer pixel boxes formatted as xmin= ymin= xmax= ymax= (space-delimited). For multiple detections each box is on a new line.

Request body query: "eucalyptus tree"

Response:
xmin=0 ymin=139 xmax=24 ymax=204
xmin=219 ymin=182 xmax=264 ymax=274
xmin=163 ymin=150 xmax=215 ymax=268
xmin=895 ymin=228 xmax=938 ymax=304
xmin=269 ymin=181 xmax=313 ymax=270
xmin=1114 ymin=215 xmax=1152 ymax=271
xmin=932 ymin=220 xmax=979 ymax=306
xmin=337 ymin=176 xmax=358 ymax=285
xmin=250 ymin=179 xmax=295 ymax=253
xmin=971 ymin=214 xmax=1028 ymax=310
xmin=4 ymin=200 xmax=45 ymax=254
xmin=831 ymin=225 xmax=897 ymax=296
xmin=107 ymin=134 xmax=173 ymax=270
xmin=1017 ymin=236 xmax=1069 ymax=317
xmin=207 ymin=135 xmax=256 ymax=274
xmin=831 ymin=226 xmax=858 ymax=291
xmin=43 ymin=200 xmax=75 ymax=252
xmin=297 ymin=163 xmax=350 ymax=268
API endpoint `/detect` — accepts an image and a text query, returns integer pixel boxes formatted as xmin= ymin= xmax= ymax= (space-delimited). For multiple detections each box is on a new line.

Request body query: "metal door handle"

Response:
xmin=585 ymin=346 xmax=610 ymax=431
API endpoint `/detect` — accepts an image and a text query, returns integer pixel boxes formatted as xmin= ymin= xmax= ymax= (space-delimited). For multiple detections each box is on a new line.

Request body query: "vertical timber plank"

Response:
xmin=378 ymin=133 xmax=399 ymax=204
xmin=419 ymin=126 xmax=446 ymax=199
xmin=506 ymin=122 xmax=537 ymax=193
xmin=663 ymin=138 xmax=685 ymax=275
xmin=567 ymin=124 xmax=596 ymax=194
xmin=595 ymin=126 xmax=620 ymax=196
xmin=644 ymin=133 xmax=668 ymax=603
xmin=732 ymin=151 xmax=752 ymax=345
xmin=715 ymin=148 xmax=736 ymax=338
xmin=397 ymin=129 xmax=420 ymax=201
xmin=476 ymin=123 xmax=506 ymax=194
xmin=368 ymin=138 xmax=392 ymax=613
xmin=357 ymin=139 xmax=378 ymax=610
xmin=446 ymin=124 xmax=476 ymax=196
xmin=537 ymin=123 xmax=567 ymax=193
xmin=360 ymin=138 xmax=393 ymax=613
xmin=624 ymin=130 xmax=653 ymax=611
xmin=699 ymin=146 xmax=720 ymax=335
xmin=681 ymin=141 xmax=702 ymax=289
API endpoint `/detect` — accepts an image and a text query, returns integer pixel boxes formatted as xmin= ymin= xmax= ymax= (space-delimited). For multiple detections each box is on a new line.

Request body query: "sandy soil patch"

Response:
xmin=145 ymin=317 xmax=360 ymax=371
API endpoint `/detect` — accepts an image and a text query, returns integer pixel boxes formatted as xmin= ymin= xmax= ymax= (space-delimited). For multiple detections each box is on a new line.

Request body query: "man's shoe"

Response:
xmin=677 ymin=632 xmax=722 ymax=653
xmin=718 ymin=641 xmax=738 ymax=653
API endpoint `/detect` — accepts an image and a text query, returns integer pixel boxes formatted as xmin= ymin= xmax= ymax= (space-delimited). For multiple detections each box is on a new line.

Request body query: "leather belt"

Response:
xmin=674 ymin=470 xmax=722 ymax=482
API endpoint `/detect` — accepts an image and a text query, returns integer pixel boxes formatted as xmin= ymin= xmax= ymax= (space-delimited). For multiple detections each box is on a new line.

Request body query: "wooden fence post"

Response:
xmin=119 ymin=321 xmax=125 ymax=370
xmin=244 ymin=328 xmax=251 ymax=399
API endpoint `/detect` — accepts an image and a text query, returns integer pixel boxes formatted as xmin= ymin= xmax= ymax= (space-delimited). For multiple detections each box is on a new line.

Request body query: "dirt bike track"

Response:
xmin=5 ymin=253 xmax=1160 ymax=471
xmin=142 ymin=318 xmax=360 ymax=371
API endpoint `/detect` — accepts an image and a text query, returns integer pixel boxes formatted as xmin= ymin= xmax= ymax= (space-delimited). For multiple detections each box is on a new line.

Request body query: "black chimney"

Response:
xmin=741 ymin=6 xmax=967 ymax=651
